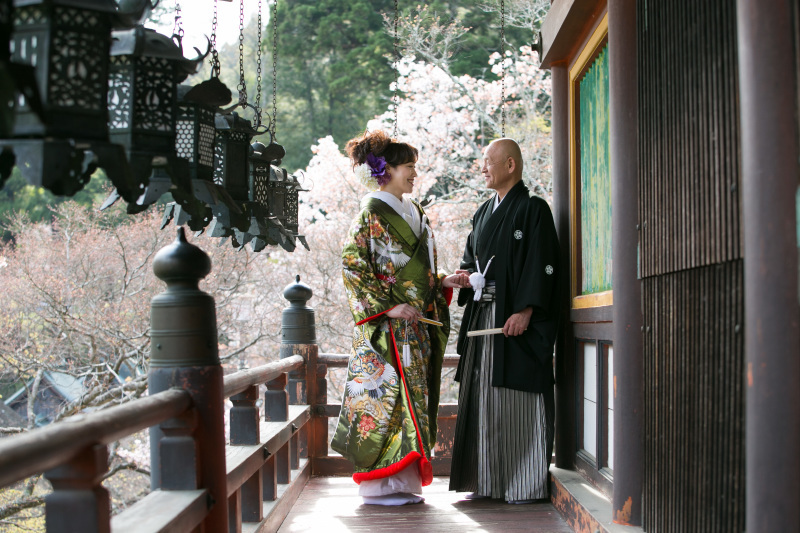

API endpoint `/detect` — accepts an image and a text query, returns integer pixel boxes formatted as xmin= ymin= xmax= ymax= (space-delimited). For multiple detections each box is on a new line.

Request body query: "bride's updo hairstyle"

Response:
xmin=345 ymin=130 xmax=418 ymax=169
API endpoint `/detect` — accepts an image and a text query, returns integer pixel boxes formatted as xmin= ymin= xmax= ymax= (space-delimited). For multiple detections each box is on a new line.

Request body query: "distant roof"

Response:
xmin=43 ymin=371 xmax=85 ymax=402
xmin=5 ymin=371 xmax=85 ymax=405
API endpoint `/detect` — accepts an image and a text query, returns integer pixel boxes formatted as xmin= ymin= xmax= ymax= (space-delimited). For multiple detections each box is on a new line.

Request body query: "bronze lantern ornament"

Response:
xmin=229 ymin=139 xmax=307 ymax=253
xmin=206 ymin=110 xmax=255 ymax=239
xmin=1 ymin=0 xmax=119 ymax=195
xmin=0 ymin=0 xmax=154 ymax=195
xmin=162 ymin=80 xmax=243 ymax=233
xmin=101 ymin=24 xmax=202 ymax=213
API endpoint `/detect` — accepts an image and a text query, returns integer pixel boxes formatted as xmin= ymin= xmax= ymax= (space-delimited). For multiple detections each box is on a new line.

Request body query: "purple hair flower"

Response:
xmin=366 ymin=153 xmax=391 ymax=186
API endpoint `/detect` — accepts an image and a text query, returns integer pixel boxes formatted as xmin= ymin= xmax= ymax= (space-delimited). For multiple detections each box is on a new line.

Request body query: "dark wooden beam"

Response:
xmin=224 ymin=356 xmax=304 ymax=399
xmin=551 ymin=61 xmax=576 ymax=470
xmin=608 ymin=0 xmax=643 ymax=526
xmin=540 ymin=0 xmax=608 ymax=68
xmin=110 ymin=489 xmax=208 ymax=532
xmin=737 ymin=1 xmax=800 ymax=531
xmin=0 ymin=388 xmax=191 ymax=488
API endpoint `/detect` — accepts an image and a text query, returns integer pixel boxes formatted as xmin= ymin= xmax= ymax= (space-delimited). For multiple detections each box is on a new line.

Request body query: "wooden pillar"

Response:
xmin=44 ymin=444 xmax=110 ymax=533
xmin=737 ymin=1 xmax=800 ymax=531
xmin=262 ymin=454 xmax=277 ymax=501
xmin=551 ymin=61 xmax=575 ymax=469
xmin=230 ymin=385 xmax=262 ymax=524
xmin=265 ymin=373 xmax=289 ymax=422
xmin=265 ymin=373 xmax=290 ymax=485
xmin=279 ymin=276 xmax=326 ymax=472
xmin=158 ymin=410 xmax=198 ymax=490
xmin=227 ymin=492 xmax=241 ymax=533
xmin=147 ymin=228 xmax=228 ymax=531
xmin=291 ymin=431 xmax=300 ymax=469
xmin=310 ymin=357 xmax=328 ymax=468
xmin=608 ymin=0 xmax=643 ymax=525
xmin=276 ymin=443 xmax=290 ymax=485
xmin=230 ymin=386 xmax=260 ymax=445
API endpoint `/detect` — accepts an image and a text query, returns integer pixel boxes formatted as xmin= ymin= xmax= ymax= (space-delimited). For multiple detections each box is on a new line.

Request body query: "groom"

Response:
xmin=449 ymin=138 xmax=560 ymax=503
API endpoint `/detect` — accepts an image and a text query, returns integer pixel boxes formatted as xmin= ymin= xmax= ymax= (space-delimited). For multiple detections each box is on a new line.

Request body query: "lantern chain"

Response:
xmin=271 ymin=0 xmax=278 ymax=138
xmin=210 ymin=0 xmax=220 ymax=77
xmin=172 ymin=0 xmax=184 ymax=43
xmin=237 ymin=0 xmax=247 ymax=105
xmin=392 ymin=0 xmax=399 ymax=138
xmin=500 ymin=0 xmax=506 ymax=137
xmin=255 ymin=0 xmax=263 ymax=126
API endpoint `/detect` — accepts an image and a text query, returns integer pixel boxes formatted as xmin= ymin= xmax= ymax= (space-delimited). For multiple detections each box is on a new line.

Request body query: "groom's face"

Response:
xmin=481 ymin=143 xmax=511 ymax=192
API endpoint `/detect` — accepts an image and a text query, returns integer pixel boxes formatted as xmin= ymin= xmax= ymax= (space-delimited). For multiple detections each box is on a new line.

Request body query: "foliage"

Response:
xmin=0 ymin=200 xmax=284 ymax=527
xmin=186 ymin=0 xmax=544 ymax=174
xmin=0 ymin=168 xmax=115 ymax=243
xmin=0 ymin=1 xmax=553 ymax=527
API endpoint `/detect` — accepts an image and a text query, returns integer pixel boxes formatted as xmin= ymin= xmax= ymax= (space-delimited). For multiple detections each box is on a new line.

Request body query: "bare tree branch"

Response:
xmin=0 ymin=495 xmax=46 ymax=521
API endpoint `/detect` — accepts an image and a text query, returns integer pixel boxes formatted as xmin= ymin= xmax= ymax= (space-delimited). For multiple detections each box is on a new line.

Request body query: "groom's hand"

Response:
xmin=503 ymin=307 xmax=532 ymax=337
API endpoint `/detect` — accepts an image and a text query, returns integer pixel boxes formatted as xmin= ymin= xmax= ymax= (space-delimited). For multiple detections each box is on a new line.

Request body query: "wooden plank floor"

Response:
xmin=278 ymin=476 xmax=574 ymax=532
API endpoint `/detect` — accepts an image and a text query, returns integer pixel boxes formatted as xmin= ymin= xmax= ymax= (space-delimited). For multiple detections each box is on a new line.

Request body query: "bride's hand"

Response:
xmin=442 ymin=270 xmax=471 ymax=288
xmin=386 ymin=303 xmax=422 ymax=322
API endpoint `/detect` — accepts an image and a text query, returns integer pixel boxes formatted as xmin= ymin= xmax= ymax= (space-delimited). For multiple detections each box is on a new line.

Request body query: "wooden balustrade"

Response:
xmin=0 ymin=356 xmax=314 ymax=533
xmin=0 ymin=349 xmax=461 ymax=533
xmin=0 ymin=389 xmax=192 ymax=488
xmin=0 ymin=231 xmax=462 ymax=532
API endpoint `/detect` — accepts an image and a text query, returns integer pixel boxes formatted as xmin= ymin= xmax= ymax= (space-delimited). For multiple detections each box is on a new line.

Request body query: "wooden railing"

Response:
xmin=0 ymin=354 xmax=316 ymax=532
xmin=0 ymin=231 xmax=462 ymax=532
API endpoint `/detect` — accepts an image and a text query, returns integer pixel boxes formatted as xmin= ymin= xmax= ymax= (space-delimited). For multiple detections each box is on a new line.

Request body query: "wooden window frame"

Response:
xmin=574 ymin=331 xmax=614 ymax=496
xmin=569 ymin=12 xmax=612 ymax=310
xmin=573 ymin=320 xmax=613 ymax=495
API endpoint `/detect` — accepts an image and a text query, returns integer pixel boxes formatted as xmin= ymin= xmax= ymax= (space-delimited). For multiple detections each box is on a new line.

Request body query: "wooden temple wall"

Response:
xmin=637 ymin=0 xmax=745 ymax=530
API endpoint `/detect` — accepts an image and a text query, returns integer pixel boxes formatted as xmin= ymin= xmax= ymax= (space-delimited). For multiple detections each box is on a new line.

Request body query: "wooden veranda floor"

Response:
xmin=277 ymin=476 xmax=573 ymax=532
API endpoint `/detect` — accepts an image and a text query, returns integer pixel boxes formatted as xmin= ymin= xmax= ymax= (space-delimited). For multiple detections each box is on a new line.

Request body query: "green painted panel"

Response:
xmin=579 ymin=46 xmax=612 ymax=295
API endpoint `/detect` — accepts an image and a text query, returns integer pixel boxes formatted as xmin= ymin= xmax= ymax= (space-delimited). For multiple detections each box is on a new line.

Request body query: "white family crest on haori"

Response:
xmin=514 ymin=229 xmax=523 ymax=240
xmin=545 ymin=265 xmax=554 ymax=275
xmin=346 ymin=326 xmax=399 ymax=399
xmin=371 ymin=235 xmax=411 ymax=268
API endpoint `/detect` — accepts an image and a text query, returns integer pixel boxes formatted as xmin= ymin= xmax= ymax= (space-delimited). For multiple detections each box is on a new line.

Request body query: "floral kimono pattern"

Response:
xmin=331 ymin=196 xmax=451 ymax=486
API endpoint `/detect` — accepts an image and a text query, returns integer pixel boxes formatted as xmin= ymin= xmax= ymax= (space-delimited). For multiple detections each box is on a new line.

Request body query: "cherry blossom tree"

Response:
xmin=0 ymin=2 xmax=553 ymax=525
xmin=0 ymin=202 xmax=286 ymax=526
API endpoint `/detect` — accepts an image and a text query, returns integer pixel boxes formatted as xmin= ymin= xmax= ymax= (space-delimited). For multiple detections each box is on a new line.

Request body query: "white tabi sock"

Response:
xmin=361 ymin=493 xmax=425 ymax=506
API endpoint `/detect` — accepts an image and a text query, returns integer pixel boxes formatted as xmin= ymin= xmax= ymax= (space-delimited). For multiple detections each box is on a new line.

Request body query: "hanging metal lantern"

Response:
xmin=230 ymin=140 xmax=279 ymax=251
xmin=232 ymin=140 xmax=307 ymax=252
xmin=213 ymin=111 xmax=254 ymax=202
xmin=175 ymin=84 xmax=217 ymax=183
xmin=0 ymin=0 xmax=15 ymax=183
xmin=9 ymin=0 xmax=117 ymax=138
xmin=0 ymin=0 xmax=118 ymax=194
xmin=170 ymin=0 xmax=305 ymax=254
xmin=101 ymin=25 xmax=201 ymax=212
xmin=283 ymin=172 xmax=301 ymax=234
xmin=162 ymin=80 xmax=245 ymax=232
xmin=272 ymin=169 xmax=307 ymax=252
xmin=206 ymin=110 xmax=254 ymax=237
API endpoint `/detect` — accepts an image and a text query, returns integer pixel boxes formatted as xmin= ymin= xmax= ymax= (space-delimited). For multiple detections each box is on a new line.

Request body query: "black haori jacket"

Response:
xmin=455 ymin=180 xmax=560 ymax=393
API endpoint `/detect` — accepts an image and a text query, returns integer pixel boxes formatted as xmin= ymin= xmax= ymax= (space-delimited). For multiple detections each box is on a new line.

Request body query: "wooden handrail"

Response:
xmin=0 ymin=388 xmax=192 ymax=488
xmin=223 ymin=355 xmax=306 ymax=398
xmin=319 ymin=352 xmax=461 ymax=368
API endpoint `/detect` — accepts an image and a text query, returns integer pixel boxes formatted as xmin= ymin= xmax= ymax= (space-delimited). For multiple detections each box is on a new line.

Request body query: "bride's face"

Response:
xmin=382 ymin=160 xmax=417 ymax=198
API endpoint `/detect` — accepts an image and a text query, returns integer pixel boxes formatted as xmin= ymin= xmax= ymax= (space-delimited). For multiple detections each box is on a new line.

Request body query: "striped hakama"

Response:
xmin=449 ymin=285 xmax=555 ymax=502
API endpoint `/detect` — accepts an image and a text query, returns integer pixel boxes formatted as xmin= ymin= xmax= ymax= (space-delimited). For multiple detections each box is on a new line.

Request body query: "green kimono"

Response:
xmin=331 ymin=195 xmax=451 ymax=486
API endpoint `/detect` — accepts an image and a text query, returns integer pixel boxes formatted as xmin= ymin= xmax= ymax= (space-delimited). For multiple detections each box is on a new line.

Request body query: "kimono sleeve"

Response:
xmin=513 ymin=197 xmax=560 ymax=318
xmin=341 ymin=210 xmax=396 ymax=324
xmin=456 ymin=230 xmax=477 ymax=307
